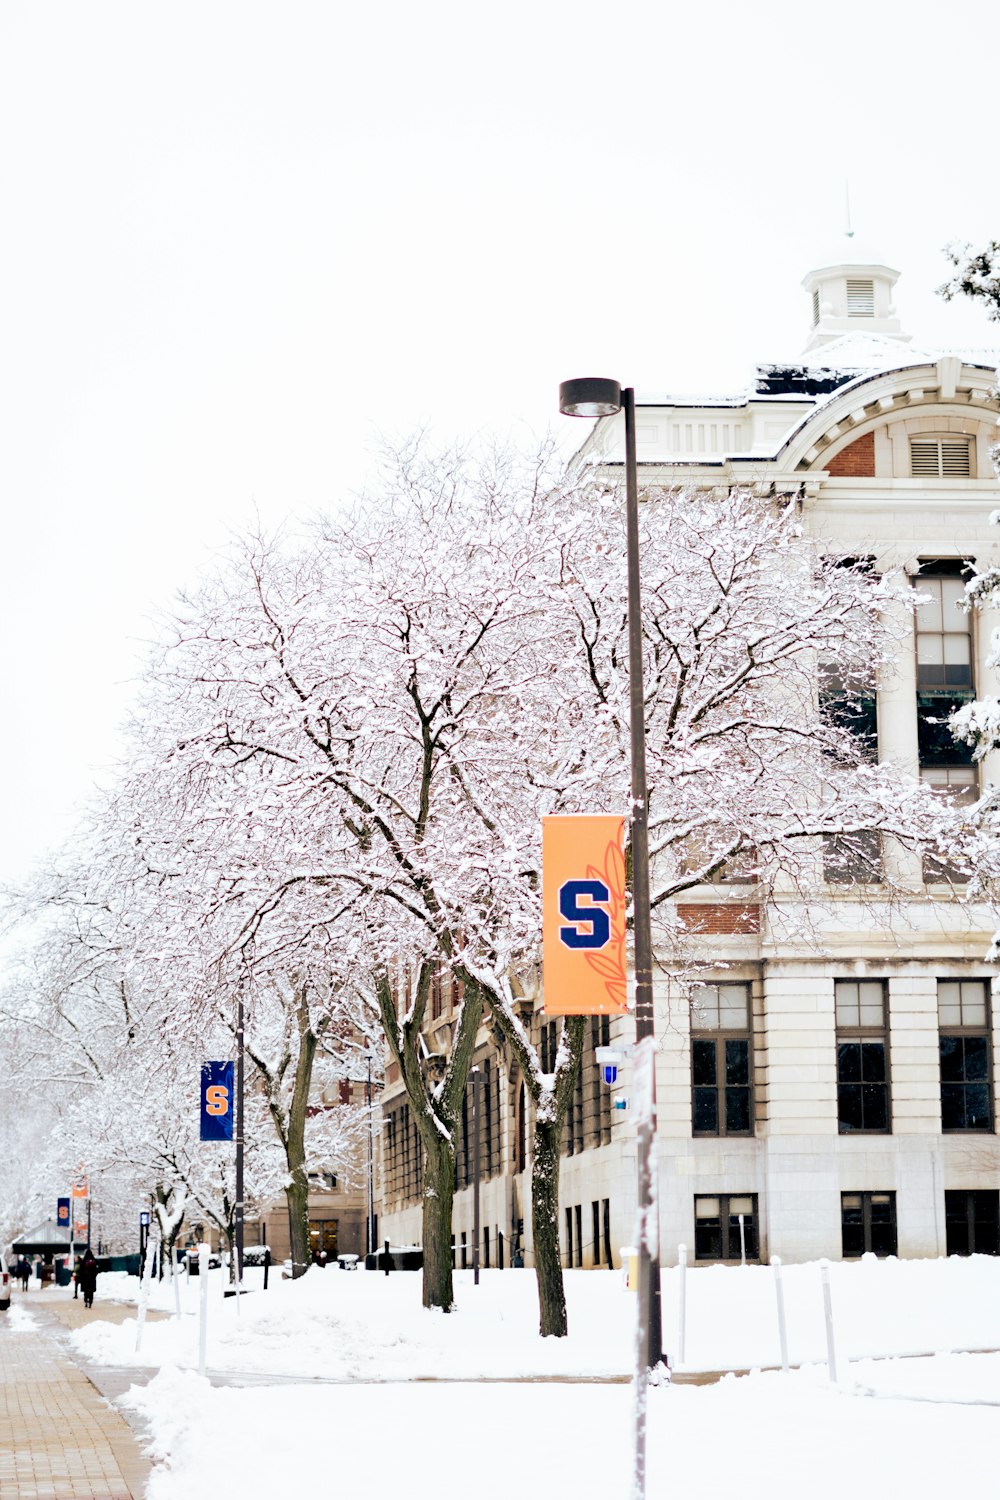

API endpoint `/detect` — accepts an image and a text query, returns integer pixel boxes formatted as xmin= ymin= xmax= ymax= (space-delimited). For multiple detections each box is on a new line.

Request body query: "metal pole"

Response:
xmin=771 ymin=1255 xmax=789 ymax=1370
xmin=738 ymin=1213 xmax=747 ymax=1267
xmin=235 ymin=991 xmax=245 ymax=1295
xmin=623 ymin=387 xmax=664 ymax=1372
xmin=820 ymin=1259 xmax=838 ymax=1383
xmin=472 ymin=1066 xmax=481 ymax=1286
xmin=366 ymin=1052 xmax=375 ymax=1260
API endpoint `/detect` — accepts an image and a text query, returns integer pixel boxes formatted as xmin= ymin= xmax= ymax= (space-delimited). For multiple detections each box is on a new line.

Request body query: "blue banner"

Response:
xmin=200 ymin=1061 xmax=234 ymax=1141
xmin=56 ymin=1197 xmax=70 ymax=1229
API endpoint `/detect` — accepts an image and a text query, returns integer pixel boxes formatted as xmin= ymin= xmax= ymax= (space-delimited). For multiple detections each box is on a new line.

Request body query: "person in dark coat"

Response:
xmin=78 ymin=1249 xmax=99 ymax=1309
xmin=17 ymin=1258 xmax=30 ymax=1291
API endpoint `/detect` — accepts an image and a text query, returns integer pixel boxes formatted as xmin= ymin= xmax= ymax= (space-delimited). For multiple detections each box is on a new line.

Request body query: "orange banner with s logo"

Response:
xmin=542 ymin=815 xmax=628 ymax=1015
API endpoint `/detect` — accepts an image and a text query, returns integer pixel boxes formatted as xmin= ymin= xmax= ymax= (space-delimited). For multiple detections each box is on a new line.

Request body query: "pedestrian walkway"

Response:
xmin=0 ymin=1303 xmax=150 ymax=1499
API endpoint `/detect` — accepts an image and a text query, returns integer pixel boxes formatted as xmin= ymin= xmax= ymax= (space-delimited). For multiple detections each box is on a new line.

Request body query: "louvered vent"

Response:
xmin=846 ymin=278 xmax=874 ymax=316
xmin=910 ymin=439 xmax=971 ymax=477
xmin=812 ymin=287 xmax=820 ymax=327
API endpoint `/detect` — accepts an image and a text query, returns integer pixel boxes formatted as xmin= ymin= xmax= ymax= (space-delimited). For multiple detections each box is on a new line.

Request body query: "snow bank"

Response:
xmin=122 ymin=1356 xmax=1000 ymax=1500
xmin=73 ymin=1254 xmax=1000 ymax=1380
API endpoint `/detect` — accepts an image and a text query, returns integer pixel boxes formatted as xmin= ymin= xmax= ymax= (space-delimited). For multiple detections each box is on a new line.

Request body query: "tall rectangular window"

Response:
xmin=694 ymin=1194 xmax=759 ymax=1262
xmin=836 ymin=980 xmax=890 ymax=1133
xmin=841 ymin=1192 xmax=897 ymax=1257
xmin=691 ymin=983 xmax=753 ymax=1136
xmin=945 ymin=1190 xmax=1000 ymax=1255
xmin=939 ymin=981 xmax=993 ymax=1132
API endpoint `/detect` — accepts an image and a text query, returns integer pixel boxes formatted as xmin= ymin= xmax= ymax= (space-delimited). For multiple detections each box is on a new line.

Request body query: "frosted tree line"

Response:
xmin=0 ymin=435 xmax=976 ymax=1335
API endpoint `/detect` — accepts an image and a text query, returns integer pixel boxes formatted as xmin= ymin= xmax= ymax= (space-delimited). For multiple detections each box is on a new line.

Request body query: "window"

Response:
xmin=565 ymin=1206 xmax=573 ymax=1269
xmin=841 ymin=1192 xmax=896 ymax=1257
xmin=945 ymin=1190 xmax=1000 ymax=1256
xmin=836 ymin=980 xmax=890 ymax=1133
xmin=910 ymin=438 xmax=972 ymax=477
xmin=694 ymin=1194 xmax=758 ymax=1262
xmin=812 ymin=286 xmax=820 ymax=326
xmin=916 ymin=572 xmax=973 ymax=695
xmin=846 ymin=278 xmax=874 ymax=316
xmin=574 ymin=1204 xmax=583 ymax=1268
xmin=939 ymin=980 xmax=993 ymax=1132
xmin=819 ymin=662 xmax=878 ymax=761
xmin=691 ymin=984 xmax=753 ymax=1136
xmin=922 ymin=767 xmax=977 ymax=883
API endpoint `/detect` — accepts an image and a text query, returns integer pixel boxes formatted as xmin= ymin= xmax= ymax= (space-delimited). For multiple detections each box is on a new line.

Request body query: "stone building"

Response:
xmin=376 ymin=242 xmax=1000 ymax=1267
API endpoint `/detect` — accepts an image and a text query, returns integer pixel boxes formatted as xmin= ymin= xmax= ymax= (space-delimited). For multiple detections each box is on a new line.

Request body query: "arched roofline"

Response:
xmin=775 ymin=360 xmax=998 ymax=473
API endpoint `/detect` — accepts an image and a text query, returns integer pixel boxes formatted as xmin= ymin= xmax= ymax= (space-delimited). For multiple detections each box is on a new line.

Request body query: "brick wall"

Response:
xmin=677 ymin=903 xmax=760 ymax=934
xmin=827 ymin=431 xmax=875 ymax=476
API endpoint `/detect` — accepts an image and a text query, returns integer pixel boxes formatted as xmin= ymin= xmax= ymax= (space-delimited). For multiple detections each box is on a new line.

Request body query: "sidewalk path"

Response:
xmin=0 ymin=1298 xmax=151 ymax=1499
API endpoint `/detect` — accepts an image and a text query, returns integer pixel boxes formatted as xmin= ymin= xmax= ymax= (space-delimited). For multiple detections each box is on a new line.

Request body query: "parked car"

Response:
xmin=0 ymin=1254 xmax=10 ymax=1311
xmin=183 ymin=1246 xmax=222 ymax=1274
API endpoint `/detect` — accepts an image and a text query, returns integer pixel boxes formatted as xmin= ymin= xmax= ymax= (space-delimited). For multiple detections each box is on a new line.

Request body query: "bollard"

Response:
xmin=135 ymin=1234 xmax=156 ymax=1355
xmin=384 ymin=1239 xmax=390 ymax=1277
xmin=819 ymin=1259 xmax=838 ymax=1383
xmin=172 ymin=1250 xmax=181 ymax=1318
xmin=198 ymin=1242 xmax=209 ymax=1378
xmin=770 ymin=1255 xmax=789 ymax=1371
xmin=677 ymin=1243 xmax=687 ymax=1367
xmin=738 ymin=1213 xmax=747 ymax=1268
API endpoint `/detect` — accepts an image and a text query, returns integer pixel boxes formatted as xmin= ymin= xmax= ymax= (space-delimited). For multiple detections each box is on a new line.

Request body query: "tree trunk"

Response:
xmin=531 ymin=1117 xmax=567 ymax=1337
xmin=421 ymin=1133 xmax=456 ymax=1310
xmin=284 ymin=1020 xmax=317 ymax=1279
xmin=285 ymin=1158 xmax=311 ymax=1279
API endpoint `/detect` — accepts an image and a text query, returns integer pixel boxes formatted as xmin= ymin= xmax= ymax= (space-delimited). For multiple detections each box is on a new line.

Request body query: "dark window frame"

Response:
xmin=693 ymin=1193 xmax=760 ymax=1263
xmin=939 ymin=980 xmax=994 ymax=1134
xmin=836 ymin=979 xmax=892 ymax=1136
xmin=841 ymin=1191 xmax=897 ymax=1258
xmin=945 ymin=1189 xmax=1000 ymax=1256
xmin=690 ymin=984 xmax=754 ymax=1139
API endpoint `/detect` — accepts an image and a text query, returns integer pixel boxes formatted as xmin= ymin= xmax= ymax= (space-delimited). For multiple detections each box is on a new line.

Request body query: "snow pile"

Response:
xmin=7 ymin=1303 xmax=38 ymax=1332
xmin=121 ymin=1356 xmax=1000 ymax=1500
xmin=72 ymin=1255 xmax=1000 ymax=1380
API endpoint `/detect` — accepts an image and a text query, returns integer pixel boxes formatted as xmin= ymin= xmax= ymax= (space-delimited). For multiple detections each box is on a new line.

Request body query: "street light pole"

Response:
xmin=235 ymin=988 xmax=245 ymax=1292
xmin=559 ymin=377 xmax=665 ymax=1498
xmin=365 ymin=1050 xmax=376 ymax=1260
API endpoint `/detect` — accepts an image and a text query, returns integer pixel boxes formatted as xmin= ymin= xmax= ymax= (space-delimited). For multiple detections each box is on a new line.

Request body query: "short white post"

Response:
xmin=770 ymin=1255 xmax=789 ymax=1371
xmin=171 ymin=1247 xmax=181 ymax=1317
xmin=738 ymin=1214 xmax=747 ymax=1268
xmin=819 ymin=1259 xmax=838 ymax=1383
xmin=135 ymin=1234 xmax=156 ymax=1355
xmin=677 ymin=1243 xmax=687 ymax=1367
xmin=198 ymin=1242 xmax=209 ymax=1378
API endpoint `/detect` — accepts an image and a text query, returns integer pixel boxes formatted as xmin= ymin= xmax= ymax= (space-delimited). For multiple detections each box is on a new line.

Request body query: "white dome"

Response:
xmin=805 ymin=233 xmax=898 ymax=278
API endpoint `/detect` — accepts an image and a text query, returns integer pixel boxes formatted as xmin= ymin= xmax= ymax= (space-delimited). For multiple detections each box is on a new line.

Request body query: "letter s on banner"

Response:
xmin=543 ymin=815 xmax=627 ymax=1016
xmin=200 ymin=1061 xmax=235 ymax=1142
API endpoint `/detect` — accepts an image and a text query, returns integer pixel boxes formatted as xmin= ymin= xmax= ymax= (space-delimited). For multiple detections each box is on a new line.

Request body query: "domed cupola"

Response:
xmin=801 ymin=234 xmax=910 ymax=353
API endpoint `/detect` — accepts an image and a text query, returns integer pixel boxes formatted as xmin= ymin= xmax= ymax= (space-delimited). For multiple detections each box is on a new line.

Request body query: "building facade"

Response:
xmin=377 ymin=243 xmax=1000 ymax=1268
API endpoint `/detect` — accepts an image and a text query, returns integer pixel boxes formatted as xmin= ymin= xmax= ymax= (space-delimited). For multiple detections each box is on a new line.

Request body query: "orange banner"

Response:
xmin=542 ymin=815 xmax=628 ymax=1015
xmin=71 ymin=1178 xmax=88 ymax=1199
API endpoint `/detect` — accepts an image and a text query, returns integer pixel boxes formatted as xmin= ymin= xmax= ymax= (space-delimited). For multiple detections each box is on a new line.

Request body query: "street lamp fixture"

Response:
xmin=560 ymin=377 xmax=665 ymax=1492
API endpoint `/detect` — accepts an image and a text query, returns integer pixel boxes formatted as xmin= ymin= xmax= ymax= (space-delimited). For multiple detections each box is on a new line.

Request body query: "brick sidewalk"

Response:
xmin=0 ymin=1299 xmax=150 ymax=1499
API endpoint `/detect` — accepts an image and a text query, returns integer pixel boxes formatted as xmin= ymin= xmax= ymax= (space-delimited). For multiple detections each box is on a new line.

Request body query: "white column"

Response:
xmin=878 ymin=589 xmax=922 ymax=886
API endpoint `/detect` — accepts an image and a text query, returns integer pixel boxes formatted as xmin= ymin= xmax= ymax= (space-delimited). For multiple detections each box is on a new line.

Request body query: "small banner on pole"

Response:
xmin=542 ymin=815 xmax=628 ymax=1015
xmin=71 ymin=1175 xmax=88 ymax=1199
xmin=56 ymin=1197 xmax=70 ymax=1229
xmin=200 ymin=1061 xmax=235 ymax=1142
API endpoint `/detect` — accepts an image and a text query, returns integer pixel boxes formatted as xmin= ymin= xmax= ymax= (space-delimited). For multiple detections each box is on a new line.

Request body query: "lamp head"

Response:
xmin=559 ymin=377 xmax=622 ymax=418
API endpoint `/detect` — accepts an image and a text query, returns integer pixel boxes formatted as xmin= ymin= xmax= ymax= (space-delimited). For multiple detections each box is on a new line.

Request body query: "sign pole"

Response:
xmin=235 ymin=991 xmax=245 ymax=1301
xmin=472 ymin=1065 xmax=481 ymax=1286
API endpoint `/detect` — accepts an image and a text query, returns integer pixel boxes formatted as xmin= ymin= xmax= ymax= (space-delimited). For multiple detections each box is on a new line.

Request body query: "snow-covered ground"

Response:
xmin=45 ymin=1257 xmax=1000 ymax=1499
xmin=72 ymin=1254 xmax=1000 ymax=1379
xmin=121 ymin=1354 xmax=1000 ymax=1500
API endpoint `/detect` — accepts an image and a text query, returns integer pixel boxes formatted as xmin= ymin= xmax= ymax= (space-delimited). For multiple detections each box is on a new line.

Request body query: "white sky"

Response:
xmin=1 ymin=0 xmax=998 ymax=892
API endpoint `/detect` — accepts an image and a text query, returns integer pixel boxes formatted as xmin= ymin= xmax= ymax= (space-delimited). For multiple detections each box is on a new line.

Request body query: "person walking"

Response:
xmin=73 ymin=1255 xmax=82 ymax=1299
xmin=17 ymin=1258 xmax=30 ymax=1291
xmin=78 ymin=1248 xmax=99 ymax=1310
